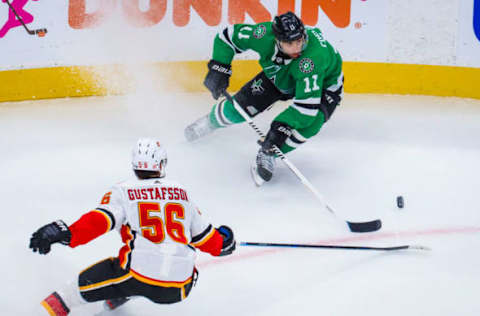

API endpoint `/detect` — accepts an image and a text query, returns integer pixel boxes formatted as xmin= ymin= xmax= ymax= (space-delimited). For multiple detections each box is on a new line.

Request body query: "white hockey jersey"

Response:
xmin=74 ymin=177 xmax=220 ymax=283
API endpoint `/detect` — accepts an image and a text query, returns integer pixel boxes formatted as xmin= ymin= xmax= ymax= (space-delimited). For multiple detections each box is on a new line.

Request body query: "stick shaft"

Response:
xmin=240 ymin=241 xmax=410 ymax=251
xmin=223 ymin=91 xmax=382 ymax=233
xmin=223 ymin=91 xmax=335 ymax=213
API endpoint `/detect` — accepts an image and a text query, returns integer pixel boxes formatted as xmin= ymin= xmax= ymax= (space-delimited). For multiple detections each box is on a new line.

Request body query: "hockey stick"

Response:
xmin=223 ymin=91 xmax=382 ymax=233
xmin=4 ymin=0 xmax=47 ymax=36
xmin=240 ymin=241 xmax=430 ymax=251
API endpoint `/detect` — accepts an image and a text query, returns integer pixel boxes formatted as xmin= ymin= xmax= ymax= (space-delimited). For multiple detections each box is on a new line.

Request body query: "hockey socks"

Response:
xmin=209 ymin=98 xmax=245 ymax=128
xmin=41 ymin=292 xmax=70 ymax=316
xmin=209 ymin=99 xmax=304 ymax=154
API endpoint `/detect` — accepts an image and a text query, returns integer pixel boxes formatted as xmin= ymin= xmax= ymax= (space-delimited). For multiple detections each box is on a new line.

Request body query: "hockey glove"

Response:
xmin=259 ymin=121 xmax=292 ymax=153
xmin=217 ymin=225 xmax=236 ymax=256
xmin=204 ymin=59 xmax=232 ymax=100
xmin=29 ymin=220 xmax=72 ymax=255
xmin=320 ymin=87 xmax=342 ymax=122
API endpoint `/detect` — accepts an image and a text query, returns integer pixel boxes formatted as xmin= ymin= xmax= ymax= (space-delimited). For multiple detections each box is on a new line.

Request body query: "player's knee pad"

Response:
xmin=210 ymin=97 xmax=244 ymax=127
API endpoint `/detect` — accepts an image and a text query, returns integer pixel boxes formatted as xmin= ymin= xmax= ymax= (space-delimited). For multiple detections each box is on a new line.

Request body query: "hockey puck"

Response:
xmin=396 ymin=196 xmax=404 ymax=209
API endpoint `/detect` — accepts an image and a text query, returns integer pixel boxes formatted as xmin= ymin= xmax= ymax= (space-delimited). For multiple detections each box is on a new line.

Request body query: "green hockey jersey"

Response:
xmin=212 ymin=22 xmax=343 ymax=130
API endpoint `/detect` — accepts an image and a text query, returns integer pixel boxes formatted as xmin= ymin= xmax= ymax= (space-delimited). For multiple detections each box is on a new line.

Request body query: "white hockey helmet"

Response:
xmin=132 ymin=138 xmax=167 ymax=177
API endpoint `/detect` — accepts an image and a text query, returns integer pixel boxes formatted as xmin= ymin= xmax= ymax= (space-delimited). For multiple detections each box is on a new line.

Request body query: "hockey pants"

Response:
xmin=78 ymin=257 xmax=196 ymax=304
xmin=208 ymin=72 xmax=329 ymax=153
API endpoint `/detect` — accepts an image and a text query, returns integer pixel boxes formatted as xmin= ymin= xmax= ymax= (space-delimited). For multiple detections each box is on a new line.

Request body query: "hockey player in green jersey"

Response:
xmin=184 ymin=11 xmax=344 ymax=186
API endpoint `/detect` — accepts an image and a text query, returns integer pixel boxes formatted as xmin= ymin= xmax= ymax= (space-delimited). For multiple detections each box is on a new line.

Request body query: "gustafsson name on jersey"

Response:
xmin=127 ymin=187 xmax=189 ymax=201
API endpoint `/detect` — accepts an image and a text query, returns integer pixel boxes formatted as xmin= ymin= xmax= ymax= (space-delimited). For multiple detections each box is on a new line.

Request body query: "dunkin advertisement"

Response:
xmin=0 ymin=0 xmax=388 ymax=70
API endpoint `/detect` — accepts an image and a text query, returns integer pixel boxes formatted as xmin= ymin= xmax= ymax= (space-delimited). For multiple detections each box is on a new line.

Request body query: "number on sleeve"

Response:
xmin=238 ymin=26 xmax=252 ymax=39
xmin=101 ymin=192 xmax=112 ymax=205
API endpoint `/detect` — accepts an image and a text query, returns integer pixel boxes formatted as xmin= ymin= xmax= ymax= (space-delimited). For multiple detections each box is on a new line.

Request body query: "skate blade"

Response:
xmin=250 ymin=165 xmax=265 ymax=187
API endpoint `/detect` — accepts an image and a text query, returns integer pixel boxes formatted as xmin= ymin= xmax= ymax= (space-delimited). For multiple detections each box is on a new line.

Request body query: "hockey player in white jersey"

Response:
xmin=29 ymin=138 xmax=236 ymax=315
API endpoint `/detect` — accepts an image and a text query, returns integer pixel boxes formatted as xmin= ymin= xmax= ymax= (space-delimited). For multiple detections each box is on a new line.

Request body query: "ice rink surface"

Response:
xmin=1 ymin=91 xmax=479 ymax=315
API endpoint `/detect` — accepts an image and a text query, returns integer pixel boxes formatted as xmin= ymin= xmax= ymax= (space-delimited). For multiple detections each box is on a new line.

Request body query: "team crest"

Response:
xmin=299 ymin=58 xmax=314 ymax=73
xmin=251 ymin=79 xmax=265 ymax=95
xmin=253 ymin=25 xmax=266 ymax=39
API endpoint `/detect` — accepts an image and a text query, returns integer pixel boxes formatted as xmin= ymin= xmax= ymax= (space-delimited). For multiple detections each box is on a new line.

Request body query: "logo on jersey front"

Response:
xmin=253 ymin=24 xmax=266 ymax=39
xmin=251 ymin=79 xmax=265 ymax=95
xmin=299 ymin=58 xmax=314 ymax=73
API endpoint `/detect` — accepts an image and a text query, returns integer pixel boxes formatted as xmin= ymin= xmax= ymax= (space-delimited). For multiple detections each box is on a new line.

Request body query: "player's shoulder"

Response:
xmin=251 ymin=21 xmax=272 ymax=34
xmin=305 ymin=27 xmax=328 ymax=47
xmin=253 ymin=21 xmax=274 ymax=39
xmin=304 ymin=27 xmax=335 ymax=58
xmin=235 ymin=21 xmax=274 ymax=42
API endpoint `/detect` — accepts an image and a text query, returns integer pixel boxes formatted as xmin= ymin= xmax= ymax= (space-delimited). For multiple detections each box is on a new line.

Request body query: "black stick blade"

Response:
xmin=34 ymin=28 xmax=47 ymax=35
xmin=347 ymin=219 xmax=382 ymax=233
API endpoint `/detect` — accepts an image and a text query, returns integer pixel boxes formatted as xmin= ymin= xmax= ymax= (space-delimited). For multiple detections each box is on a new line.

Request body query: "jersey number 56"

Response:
xmin=138 ymin=202 xmax=188 ymax=244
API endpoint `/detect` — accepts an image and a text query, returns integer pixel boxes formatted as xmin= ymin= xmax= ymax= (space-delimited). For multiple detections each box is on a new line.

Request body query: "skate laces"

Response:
xmin=256 ymin=150 xmax=275 ymax=172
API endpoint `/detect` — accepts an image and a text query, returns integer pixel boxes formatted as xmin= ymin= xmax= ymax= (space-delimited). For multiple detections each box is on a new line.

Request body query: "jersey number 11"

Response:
xmin=303 ymin=74 xmax=320 ymax=93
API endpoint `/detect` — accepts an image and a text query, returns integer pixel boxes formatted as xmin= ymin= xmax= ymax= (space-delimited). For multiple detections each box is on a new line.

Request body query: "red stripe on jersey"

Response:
xmin=68 ymin=210 xmax=110 ymax=248
xmin=119 ymin=225 xmax=134 ymax=269
xmin=196 ymin=229 xmax=224 ymax=256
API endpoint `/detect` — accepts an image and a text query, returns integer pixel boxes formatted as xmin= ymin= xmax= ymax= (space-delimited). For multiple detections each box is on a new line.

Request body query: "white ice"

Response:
xmin=1 ymin=91 xmax=479 ymax=315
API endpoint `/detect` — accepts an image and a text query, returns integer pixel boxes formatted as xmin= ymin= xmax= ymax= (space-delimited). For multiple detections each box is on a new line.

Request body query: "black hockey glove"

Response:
xmin=320 ymin=87 xmax=342 ymax=121
xmin=258 ymin=121 xmax=292 ymax=153
xmin=204 ymin=59 xmax=232 ymax=100
xmin=217 ymin=225 xmax=236 ymax=256
xmin=29 ymin=220 xmax=72 ymax=255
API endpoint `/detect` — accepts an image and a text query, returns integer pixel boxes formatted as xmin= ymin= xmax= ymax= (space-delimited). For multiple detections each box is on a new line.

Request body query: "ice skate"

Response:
xmin=251 ymin=149 xmax=276 ymax=186
xmin=250 ymin=164 xmax=265 ymax=186
xmin=184 ymin=115 xmax=216 ymax=142
xmin=103 ymin=297 xmax=130 ymax=311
